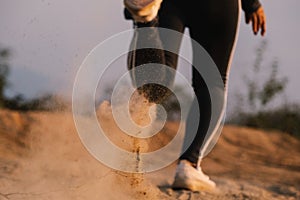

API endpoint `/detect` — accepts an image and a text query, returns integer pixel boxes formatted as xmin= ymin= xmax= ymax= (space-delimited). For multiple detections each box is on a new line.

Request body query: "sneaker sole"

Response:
xmin=172 ymin=177 xmax=216 ymax=192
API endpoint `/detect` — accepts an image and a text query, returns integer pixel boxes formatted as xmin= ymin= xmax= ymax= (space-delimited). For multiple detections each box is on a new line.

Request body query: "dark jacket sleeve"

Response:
xmin=241 ymin=0 xmax=261 ymax=13
xmin=124 ymin=8 xmax=133 ymax=20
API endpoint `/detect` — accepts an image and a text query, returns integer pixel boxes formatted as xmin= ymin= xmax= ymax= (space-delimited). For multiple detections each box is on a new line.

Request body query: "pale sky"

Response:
xmin=0 ymin=0 xmax=299 ymax=113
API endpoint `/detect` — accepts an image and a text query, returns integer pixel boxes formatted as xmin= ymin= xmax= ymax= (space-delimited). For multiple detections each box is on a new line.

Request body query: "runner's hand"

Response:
xmin=245 ymin=6 xmax=266 ymax=36
xmin=124 ymin=0 xmax=163 ymax=23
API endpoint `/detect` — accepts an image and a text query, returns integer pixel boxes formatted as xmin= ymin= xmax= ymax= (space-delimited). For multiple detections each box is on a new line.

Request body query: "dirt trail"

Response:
xmin=0 ymin=106 xmax=299 ymax=200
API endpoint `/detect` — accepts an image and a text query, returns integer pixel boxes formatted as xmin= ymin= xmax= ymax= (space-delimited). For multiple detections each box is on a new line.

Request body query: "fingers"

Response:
xmin=257 ymin=10 xmax=266 ymax=36
xmin=259 ymin=10 xmax=266 ymax=36
xmin=126 ymin=7 xmax=154 ymax=23
xmin=261 ymin=19 xmax=266 ymax=36
xmin=247 ymin=7 xmax=267 ymax=36
xmin=256 ymin=14 xmax=261 ymax=35
xmin=124 ymin=0 xmax=162 ymax=23
xmin=252 ymin=14 xmax=258 ymax=35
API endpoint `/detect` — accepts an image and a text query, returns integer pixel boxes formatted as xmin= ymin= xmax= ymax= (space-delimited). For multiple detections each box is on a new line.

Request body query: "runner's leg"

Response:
xmin=180 ymin=0 xmax=240 ymax=164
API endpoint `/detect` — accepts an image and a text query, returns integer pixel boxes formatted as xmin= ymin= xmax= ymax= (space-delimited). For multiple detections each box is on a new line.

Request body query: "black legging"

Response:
xmin=126 ymin=0 xmax=240 ymax=165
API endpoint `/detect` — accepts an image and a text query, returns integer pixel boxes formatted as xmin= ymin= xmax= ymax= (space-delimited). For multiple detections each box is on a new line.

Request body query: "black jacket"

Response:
xmin=124 ymin=0 xmax=262 ymax=20
xmin=242 ymin=0 xmax=261 ymax=13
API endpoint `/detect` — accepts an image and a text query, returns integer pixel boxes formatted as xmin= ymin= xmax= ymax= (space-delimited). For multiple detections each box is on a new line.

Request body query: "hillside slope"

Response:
xmin=0 ymin=108 xmax=299 ymax=200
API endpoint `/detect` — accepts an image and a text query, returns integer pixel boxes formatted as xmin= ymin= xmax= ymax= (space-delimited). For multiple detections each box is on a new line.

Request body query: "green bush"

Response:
xmin=228 ymin=40 xmax=300 ymax=138
xmin=0 ymin=46 xmax=68 ymax=111
xmin=0 ymin=48 xmax=10 ymax=107
xmin=230 ymin=104 xmax=300 ymax=138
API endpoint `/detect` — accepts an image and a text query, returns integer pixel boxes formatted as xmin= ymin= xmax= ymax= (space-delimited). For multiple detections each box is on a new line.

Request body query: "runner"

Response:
xmin=123 ymin=0 xmax=266 ymax=191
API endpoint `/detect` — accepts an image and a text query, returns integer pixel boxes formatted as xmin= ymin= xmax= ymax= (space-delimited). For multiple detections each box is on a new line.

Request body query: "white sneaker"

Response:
xmin=172 ymin=160 xmax=216 ymax=192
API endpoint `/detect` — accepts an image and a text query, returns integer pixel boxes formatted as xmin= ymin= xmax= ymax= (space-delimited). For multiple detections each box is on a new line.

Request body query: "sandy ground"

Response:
xmin=0 ymin=101 xmax=300 ymax=200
